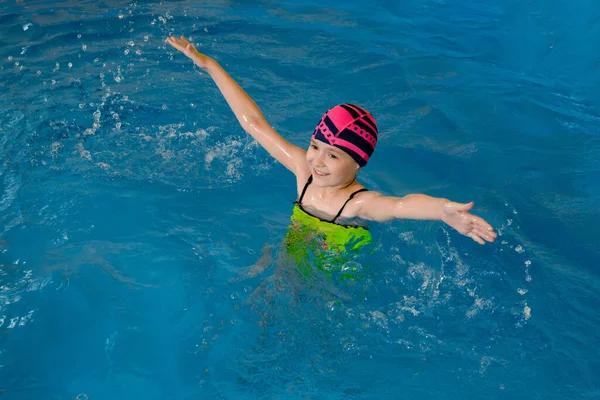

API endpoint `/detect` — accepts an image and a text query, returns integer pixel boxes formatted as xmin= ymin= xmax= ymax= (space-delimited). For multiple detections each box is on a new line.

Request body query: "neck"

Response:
xmin=313 ymin=175 xmax=357 ymax=198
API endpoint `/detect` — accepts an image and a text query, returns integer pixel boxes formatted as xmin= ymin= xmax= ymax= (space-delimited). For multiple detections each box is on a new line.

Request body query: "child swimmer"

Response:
xmin=165 ymin=36 xmax=497 ymax=254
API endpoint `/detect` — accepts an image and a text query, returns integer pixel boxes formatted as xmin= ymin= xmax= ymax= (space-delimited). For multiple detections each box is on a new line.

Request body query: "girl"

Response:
xmin=165 ymin=36 xmax=497 ymax=259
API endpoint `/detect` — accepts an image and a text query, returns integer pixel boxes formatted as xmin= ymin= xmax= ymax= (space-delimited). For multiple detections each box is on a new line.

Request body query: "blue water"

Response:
xmin=1 ymin=0 xmax=599 ymax=398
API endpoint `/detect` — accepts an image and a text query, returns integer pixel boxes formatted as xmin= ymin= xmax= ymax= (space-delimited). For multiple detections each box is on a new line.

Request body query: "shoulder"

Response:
xmin=344 ymin=189 xmax=384 ymax=215
xmin=347 ymin=190 xmax=403 ymax=221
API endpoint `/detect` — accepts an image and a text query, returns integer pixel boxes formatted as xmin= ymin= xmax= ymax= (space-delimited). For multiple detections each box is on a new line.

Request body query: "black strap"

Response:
xmin=295 ymin=175 xmax=367 ymax=223
xmin=331 ymin=188 xmax=368 ymax=223
xmin=294 ymin=175 xmax=313 ymax=205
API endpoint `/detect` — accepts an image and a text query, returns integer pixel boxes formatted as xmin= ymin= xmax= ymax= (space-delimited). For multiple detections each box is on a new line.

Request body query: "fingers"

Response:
xmin=467 ymin=232 xmax=485 ymax=245
xmin=165 ymin=35 xmax=189 ymax=49
xmin=465 ymin=225 xmax=496 ymax=244
xmin=473 ymin=227 xmax=496 ymax=242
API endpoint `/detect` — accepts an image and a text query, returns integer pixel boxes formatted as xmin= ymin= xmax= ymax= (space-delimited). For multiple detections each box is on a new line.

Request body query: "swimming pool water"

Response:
xmin=1 ymin=0 xmax=599 ymax=399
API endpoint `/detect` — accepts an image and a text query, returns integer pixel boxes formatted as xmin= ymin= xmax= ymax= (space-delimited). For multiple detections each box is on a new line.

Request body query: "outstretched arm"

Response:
xmin=166 ymin=35 xmax=308 ymax=176
xmin=357 ymin=192 xmax=497 ymax=244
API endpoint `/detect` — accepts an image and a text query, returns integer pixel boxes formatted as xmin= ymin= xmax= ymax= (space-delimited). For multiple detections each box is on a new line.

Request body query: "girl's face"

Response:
xmin=306 ymin=139 xmax=359 ymax=186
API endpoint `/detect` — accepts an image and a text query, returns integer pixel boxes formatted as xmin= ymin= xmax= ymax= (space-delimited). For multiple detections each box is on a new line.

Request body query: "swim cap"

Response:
xmin=312 ymin=104 xmax=378 ymax=167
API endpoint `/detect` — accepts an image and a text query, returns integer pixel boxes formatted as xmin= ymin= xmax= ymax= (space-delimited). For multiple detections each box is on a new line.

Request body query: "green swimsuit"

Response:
xmin=285 ymin=175 xmax=373 ymax=279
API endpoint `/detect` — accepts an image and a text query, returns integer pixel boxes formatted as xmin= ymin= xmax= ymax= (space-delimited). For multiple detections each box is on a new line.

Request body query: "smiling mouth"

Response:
xmin=314 ymin=169 xmax=329 ymax=177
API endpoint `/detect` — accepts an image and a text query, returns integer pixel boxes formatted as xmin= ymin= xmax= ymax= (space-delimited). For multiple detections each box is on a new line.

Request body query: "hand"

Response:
xmin=441 ymin=202 xmax=497 ymax=245
xmin=165 ymin=35 xmax=213 ymax=69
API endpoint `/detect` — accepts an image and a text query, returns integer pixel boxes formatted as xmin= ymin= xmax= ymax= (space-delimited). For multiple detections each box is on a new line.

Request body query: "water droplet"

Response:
xmin=523 ymin=305 xmax=531 ymax=320
xmin=514 ymin=245 xmax=524 ymax=253
xmin=7 ymin=56 xmax=13 ymax=61
xmin=36 ymin=70 xmax=41 ymax=75
xmin=68 ymin=62 xmax=73 ymax=68
xmin=77 ymin=33 xmax=82 ymax=39
xmin=124 ymin=49 xmax=130 ymax=55
xmin=22 ymin=22 xmax=33 ymax=31
xmin=81 ymin=44 xmax=87 ymax=51
xmin=161 ymin=104 xmax=167 ymax=110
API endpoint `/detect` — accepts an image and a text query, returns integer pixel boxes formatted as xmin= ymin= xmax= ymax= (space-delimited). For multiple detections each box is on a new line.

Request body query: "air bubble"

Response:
xmin=7 ymin=56 xmax=13 ymax=61
xmin=162 ymin=104 xmax=167 ymax=110
xmin=68 ymin=62 xmax=73 ymax=68
xmin=77 ymin=33 xmax=82 ymax=39
xmin=82 ymin=44 xmax=87 ymax=51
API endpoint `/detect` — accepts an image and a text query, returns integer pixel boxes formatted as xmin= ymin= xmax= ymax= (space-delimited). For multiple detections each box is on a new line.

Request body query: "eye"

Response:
xmin=328 ymin=153 xmax=338 ymax=159
xmin=310 ymin=144 xmax=318 ymax=150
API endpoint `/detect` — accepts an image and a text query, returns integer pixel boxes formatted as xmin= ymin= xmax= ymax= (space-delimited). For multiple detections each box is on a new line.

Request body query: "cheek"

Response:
xmin=305 ymin=150 xmax=313 ymax=163
xmin=331 ymin=160 xmax=354 ymax=176
xmin=327 ymin=160 xmax=344 ymax=174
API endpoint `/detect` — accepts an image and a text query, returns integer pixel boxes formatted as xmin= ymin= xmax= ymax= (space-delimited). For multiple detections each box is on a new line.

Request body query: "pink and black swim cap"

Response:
xmin=312 ymin=103 xmax=378 ymax=167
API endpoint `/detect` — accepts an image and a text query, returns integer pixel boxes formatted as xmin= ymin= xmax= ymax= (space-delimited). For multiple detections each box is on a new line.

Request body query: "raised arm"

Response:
xmin=357 ymin=192 xmax=497 ymax=244
xmin=166 ymin=36 xmax=308 ymax=176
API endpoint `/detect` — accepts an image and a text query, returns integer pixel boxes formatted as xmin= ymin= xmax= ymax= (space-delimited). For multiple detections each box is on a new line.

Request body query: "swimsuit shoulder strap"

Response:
xmin=331 ymin=187 xmax=368 ymax=223
xmin=295 ymin=175 xmax=313 ymax=205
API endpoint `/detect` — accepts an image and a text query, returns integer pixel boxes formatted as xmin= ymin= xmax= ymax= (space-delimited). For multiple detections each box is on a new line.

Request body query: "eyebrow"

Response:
xmin=311 ymin=139 xmax=342 ymax=155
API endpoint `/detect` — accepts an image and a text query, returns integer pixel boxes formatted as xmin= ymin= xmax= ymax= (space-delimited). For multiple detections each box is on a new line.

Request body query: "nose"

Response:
xmin=312 ymin=151 xmax=326 ymax=167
